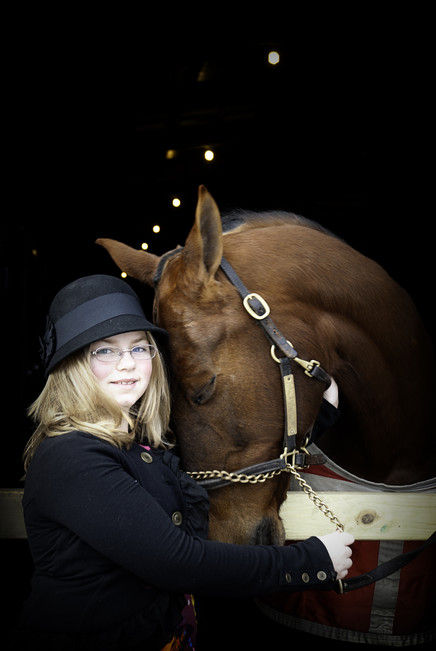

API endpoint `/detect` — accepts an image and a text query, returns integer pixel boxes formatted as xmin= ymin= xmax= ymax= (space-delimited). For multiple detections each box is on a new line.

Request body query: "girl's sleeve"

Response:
xmin=32 ymin=436 xmax=336 ymax=597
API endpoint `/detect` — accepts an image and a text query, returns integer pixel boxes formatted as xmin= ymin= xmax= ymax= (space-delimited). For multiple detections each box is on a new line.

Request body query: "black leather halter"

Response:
xmin=154 ymin=251 xmax=330 ymax=490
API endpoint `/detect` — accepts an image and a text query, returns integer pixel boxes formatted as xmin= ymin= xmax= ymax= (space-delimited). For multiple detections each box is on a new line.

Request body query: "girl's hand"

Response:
xmin=317 ymin=531 xmax=354 ymax=579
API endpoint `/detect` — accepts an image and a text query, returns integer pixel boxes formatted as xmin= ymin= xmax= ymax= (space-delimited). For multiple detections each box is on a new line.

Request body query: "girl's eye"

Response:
xmin=93 ymin=347 xmax=119 ymax=361
xmin=132 ymin=346 xmax=146 ymax=353
xmin=99 ymin=347 xmax=116 ymax=355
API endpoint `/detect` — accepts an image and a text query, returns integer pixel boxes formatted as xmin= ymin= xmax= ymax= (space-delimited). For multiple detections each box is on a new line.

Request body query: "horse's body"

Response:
xmin=98 ymin=187 xmax=435 ymax=547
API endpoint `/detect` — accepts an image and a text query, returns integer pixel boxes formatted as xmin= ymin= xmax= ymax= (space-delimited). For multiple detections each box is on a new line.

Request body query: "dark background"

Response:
xmin=6 ymin=31 xmax=434 ymax=488
xmin=2 ymin=23 xmax=435 ymax=650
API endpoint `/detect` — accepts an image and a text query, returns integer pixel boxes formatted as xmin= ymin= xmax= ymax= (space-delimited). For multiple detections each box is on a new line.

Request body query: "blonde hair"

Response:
xmin=23 ymin=333 xmax=172 ymax=471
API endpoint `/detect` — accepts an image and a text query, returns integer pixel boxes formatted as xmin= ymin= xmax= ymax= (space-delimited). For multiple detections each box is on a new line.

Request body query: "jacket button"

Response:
xmin=172 ymin=511 xmax=183 ymax=526
xmin=301 ymin=572 xmax=310 ymax=583
xmin=317 ymin=571 xmax=327 ymax=581
xmin=140 ymin=451 xmax=153 ymax=463
xmin=285 ymin=572 xmax=292 ymax=583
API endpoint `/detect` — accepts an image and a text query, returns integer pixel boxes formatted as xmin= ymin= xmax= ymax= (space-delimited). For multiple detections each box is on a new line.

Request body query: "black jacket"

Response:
xmin=21 ymin=430 xmax=336 ymax=648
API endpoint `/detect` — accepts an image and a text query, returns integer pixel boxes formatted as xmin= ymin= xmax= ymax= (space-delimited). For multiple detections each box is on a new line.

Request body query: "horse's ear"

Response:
xmin=183 ymin=185 xmax=223 ymax=282
xmin=96 ymin=238 xmax=160 ymax=286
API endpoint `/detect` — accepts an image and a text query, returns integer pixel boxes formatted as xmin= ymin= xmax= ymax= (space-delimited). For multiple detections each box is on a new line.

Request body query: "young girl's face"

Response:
xmin=89 ymin=331 xmax=153 ymax=412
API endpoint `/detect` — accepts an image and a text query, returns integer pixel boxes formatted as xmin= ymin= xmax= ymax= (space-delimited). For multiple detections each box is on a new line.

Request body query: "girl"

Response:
xmin=20 ymin=274 xmax=353 ymax=650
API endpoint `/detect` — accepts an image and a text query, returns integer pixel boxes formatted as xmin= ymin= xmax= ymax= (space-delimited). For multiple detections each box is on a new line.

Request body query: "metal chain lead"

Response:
xmin=287 ymin=465 xmax=345 ymax=531
xmin=186 ymin=468 xmax=285 ymax=484
xmin=187 ymin=462 xmax=345 ymax=531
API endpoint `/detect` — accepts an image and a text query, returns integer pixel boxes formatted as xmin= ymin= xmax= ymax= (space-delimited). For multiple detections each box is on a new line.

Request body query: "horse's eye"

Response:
xmin=191 ymin=375 xmax=217 ymax=405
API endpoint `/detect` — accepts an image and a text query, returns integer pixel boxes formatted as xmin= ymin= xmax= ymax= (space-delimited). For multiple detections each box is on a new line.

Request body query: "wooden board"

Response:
xmin=279 ymin=491 xmax=436 ymax=540
xmin=2 ymin=488 xmax=435 ymax=541
xmin=0 ymin=489 xmax=26 ymax=538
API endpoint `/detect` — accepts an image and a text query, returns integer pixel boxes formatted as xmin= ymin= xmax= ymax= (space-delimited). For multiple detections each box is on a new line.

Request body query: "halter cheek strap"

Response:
xmin=153 ymin=248 xmax=181 ymax=287
xmin=219 ymin=256 xmax=332 ymax=455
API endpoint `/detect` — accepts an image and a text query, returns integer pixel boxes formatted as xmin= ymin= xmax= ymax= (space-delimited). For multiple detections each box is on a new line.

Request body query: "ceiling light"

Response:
xmin=268 ymin=51 xmax=280 ymax=65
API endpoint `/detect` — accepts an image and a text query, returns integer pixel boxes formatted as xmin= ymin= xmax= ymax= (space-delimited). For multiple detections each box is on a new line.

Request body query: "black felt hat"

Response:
xmin=41 ymin=274 xmax=167 ymax=375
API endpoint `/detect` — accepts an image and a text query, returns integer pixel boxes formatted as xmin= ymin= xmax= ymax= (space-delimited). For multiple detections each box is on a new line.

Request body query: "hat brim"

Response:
xmin=46 ymin=314 xmax=167 ymax=375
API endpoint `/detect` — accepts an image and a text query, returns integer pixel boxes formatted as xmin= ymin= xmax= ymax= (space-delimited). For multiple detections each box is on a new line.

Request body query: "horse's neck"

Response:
xmin=317 ymin=311 xmax=434 ymax=484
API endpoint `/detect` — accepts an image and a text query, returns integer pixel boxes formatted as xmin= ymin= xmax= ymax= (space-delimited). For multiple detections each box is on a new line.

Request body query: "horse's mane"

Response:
xmin=221 ymin=209 xmax=338 ymax=239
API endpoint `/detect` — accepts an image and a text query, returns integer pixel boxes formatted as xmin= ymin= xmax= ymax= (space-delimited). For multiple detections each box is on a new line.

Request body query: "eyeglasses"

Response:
xmin=90 ymin=344 xmax=157 ymax=364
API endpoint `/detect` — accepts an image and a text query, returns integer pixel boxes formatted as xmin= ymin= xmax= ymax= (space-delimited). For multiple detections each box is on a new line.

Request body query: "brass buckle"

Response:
xmin=294 ymin=357 xmax=321 ymax=378
xmin=243 ymin=293 xmax=271 ymax=320
xmin=281 ymin=445 xmax=310 ymax=470
xmin=270 ymin=341 xmax=321 ymax=380
xmin=270 ymin=340 xmax=294 ymax=363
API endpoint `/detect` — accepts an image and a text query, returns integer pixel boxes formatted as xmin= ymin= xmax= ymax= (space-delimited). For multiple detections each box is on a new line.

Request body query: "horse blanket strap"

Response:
xmin=219 ymin=257 xmax=331 ymax=386
xmin=334 ymin=530 xmax=436 ymax=594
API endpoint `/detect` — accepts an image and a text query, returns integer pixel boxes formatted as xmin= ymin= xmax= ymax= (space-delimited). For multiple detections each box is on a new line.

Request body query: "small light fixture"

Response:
xmin=172 ymin=197 xmax=181 ymax=208
xmin=152 ymin=225 xmax=160 ymax=233
xmin=121 ymin=271 xmax=127 ymax=278
xmin=268 ymin=51 xmax=280 ymax=65
xmin=204 ymin=149 xmax=214 ymax=162
xmin=141 ymin=242 xmax=149 ymax=250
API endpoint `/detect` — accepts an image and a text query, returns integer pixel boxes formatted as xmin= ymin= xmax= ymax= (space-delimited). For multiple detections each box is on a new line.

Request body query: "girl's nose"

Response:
xmin=116 ymin=350 xmax=136 ymax=370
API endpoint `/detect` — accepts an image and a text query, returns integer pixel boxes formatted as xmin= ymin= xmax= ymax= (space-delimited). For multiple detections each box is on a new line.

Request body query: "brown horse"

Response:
xmin=97 ymin=186 xmax=435 ymax=546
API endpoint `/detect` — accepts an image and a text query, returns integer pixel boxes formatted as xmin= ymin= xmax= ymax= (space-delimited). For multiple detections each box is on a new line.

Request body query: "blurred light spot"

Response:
xmin=204 ymin=149 xmax=214 ymax=161
xmin=166 ymin=149 xmax=177 ymax=159
xmin=141 ymin=242 xmax=149 ymax=250
xmin=153 ymin=225 xmax=160 ymax=233
xmin=268 ymin=51 xmax=280 ymax=65
xmin=121 ymin=272 xmax=127 ymax=278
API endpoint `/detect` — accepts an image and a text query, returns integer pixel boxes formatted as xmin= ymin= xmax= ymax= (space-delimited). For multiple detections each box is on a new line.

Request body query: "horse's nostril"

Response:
xmin=250 ymin=517 xmax=282 ymax=546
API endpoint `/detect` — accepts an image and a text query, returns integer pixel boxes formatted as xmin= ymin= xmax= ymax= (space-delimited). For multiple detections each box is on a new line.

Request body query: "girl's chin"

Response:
xmin=115 ymin=395 xmax=141 ymax=409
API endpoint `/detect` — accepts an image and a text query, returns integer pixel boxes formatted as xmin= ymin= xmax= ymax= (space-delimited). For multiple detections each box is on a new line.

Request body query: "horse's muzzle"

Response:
xmin=250 ymin=515 xmax=285 ymax=546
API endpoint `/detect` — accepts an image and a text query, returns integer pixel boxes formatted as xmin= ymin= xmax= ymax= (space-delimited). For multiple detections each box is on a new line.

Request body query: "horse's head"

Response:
xmin=97 ymin=187 xmax=329 ymax=544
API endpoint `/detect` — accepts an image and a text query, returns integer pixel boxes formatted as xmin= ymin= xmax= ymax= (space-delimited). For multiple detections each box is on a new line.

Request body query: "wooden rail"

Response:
xmin=280 ymin=491 xmax=436 ymax=540
xmin=0 ymin=489 xmax=26 ymax=538
xmin=2 ymin=488 xmax=435 ymax=540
